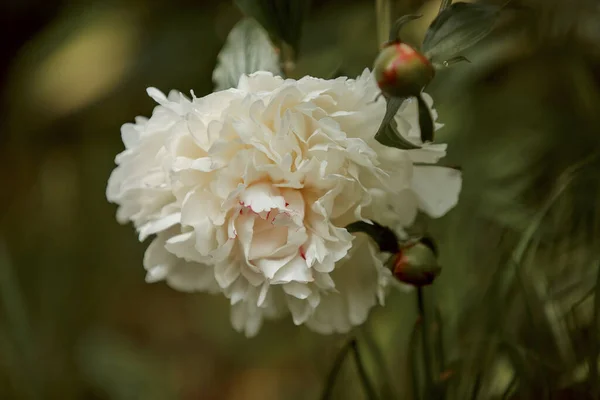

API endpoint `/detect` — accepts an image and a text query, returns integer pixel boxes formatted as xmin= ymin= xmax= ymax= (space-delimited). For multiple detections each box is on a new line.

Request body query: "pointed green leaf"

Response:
xmin=432 ymin=55 xmax=471 ymax=70
xmin=234 ymin=0 xmax=311 ymax=52
xmin=375 ymin=97 xmax=421 ymax=150
xmin=212 ymin=18 xmax=282 ymax=91
xmin=346 ymin=221 xmax=400 ymax=254
xmin=417 ymin=94 xmax=434 ymax=142
xmin=421 ymin=2 xmax=502 ymax=62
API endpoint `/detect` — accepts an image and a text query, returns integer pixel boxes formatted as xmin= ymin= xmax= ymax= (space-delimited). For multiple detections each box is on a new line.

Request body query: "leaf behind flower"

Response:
xmin=234 ymin=0 xmax=310 ymax=53
xmin=422 ymin=2 xmax=502 ymax=62
xmin=212 ymin=18 xmax=282 ymax=91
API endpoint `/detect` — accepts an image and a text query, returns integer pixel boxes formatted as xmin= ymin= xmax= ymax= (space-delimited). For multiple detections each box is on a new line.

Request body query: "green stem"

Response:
xmin=409 ymin=320 xmax=423 ymax=400
xmin=320 ymin=340 xmax=354 ymax=400
xmin=375 ymin=0 xmax=392 ymax=47
xmin=470 ymin=372 xmax=483 ymax=400
xmin=351 ymin=340 xmax=380 ymax=400
xmin=359 ymin=324 xmax=394 ymax=399
xmin=418 ymin=288 xmax=434 ymax=398
xmin=320 ymin=339 xmax=379 ymax=400
xmin=434 ymin=307 xmax=446 ymax=376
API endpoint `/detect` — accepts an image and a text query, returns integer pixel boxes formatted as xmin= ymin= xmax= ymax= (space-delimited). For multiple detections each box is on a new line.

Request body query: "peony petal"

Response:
xmin=138 ymin=213 xmax=181 ymax=241
xmin=239 ymin=183 xmax=286 ymax=213
xmin=412 ymin=166 xmax=462 ymax=218
xmin=272 ymin=255 xmax=313 ymax=284
xmin=283 ymin=282 xmax=312 ymax=299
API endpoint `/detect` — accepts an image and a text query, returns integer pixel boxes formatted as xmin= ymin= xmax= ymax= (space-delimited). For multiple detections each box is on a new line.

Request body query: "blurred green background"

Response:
xmin=2 ymin=0 xmax=600 ymax=399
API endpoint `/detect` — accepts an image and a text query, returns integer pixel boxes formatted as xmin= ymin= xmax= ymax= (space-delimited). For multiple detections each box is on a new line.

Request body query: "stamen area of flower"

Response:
xmin=227 ymin=183 xmax=311 ymax=282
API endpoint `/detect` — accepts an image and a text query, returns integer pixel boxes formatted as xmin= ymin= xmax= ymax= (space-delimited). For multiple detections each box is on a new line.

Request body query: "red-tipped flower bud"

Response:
xmin=373 ymin=42 xmax=435 ymax=98
xmin=391 ymin=241 xmax=441 ymax=287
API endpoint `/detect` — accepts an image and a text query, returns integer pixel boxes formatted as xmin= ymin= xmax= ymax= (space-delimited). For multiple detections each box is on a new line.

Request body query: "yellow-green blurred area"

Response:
xmin=3 ymin=0 xmax=600 ymax=399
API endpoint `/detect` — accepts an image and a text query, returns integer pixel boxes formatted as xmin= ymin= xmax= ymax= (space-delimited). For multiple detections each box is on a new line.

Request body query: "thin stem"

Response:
xmin=435 ymin=308 xmax=446 ymax=375
xmin=470 ymin=372 xmax=483 ymax=400
xmin=320 ymin=339 xmax=379 ymax=400
xmin=409 ymin=320 xmax=423 ymax=400
xmin=320 ymin=340 xmax=354 ymax=400
xmin=351 ymin=341 xmax=380 ymax=400
xmin=375 ymin=0 xmax=393 ymax=47
xmin=417 ymin=288 xmax=434 ymax=398
xmin=359 ymin=324 xmax=394 ymax=399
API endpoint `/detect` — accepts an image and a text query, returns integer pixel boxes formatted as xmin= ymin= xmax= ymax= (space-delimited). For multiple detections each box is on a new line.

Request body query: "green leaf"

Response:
xmin=589 ymin=259 xmax=600 ymax=393
xmin=438 ymin=0 xmax=453 ymax=14
xmin=417 ymin=94 xmax=434 ymax=142
xmin=421 ymin=2 xmax=502 ymax=62
xmin=388 ymin=14 xmax=422 ymax=43
xmin=346 ymin=221 xmax=400 ymax=254
xmin=234 ymin=0 xmax=311 ymax=53
xmin=212 ymin=18 xmax=282 ymax=91
xmin=375 ymin=97 xmax=421 ymax=150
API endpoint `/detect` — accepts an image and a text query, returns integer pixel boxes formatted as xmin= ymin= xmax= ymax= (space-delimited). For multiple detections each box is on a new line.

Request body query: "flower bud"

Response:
xmin=373 ymin=43 xmax=435 ymax=98
xmin=391 ymin=241 xmax=441 ymax=286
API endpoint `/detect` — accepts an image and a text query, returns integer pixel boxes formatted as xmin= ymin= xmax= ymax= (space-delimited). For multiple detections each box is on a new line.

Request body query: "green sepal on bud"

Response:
xmin=346 ymin=221 xmax=400 ymax=254
xmin=390 ymin=238 xmax=441 ymax=287
xmin=346 ymin=220 xmax=442 ymax=287
xmin=373 ymin=43 xmax=435 ymax=99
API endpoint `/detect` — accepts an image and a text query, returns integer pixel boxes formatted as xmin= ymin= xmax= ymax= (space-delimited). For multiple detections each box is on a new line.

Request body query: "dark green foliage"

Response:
xmin=422 ymin=2 xmax=502 ymax=62
xmin=417 ymin=94 xmax=434 ymax=142
xmin=375 ymin=97 xmax=421 ymax=150
xmin=234 ymin=0 xmax=311 ymax=53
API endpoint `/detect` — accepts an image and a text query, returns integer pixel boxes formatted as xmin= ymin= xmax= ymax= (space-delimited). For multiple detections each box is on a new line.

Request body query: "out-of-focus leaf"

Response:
xmin=375 ymin=97 xmax=421 ymax=150
xmin=417 ymin=94 xmax=434 ymax=142
xmin=346 ymin=221 xmax=400 ymax=254
xmin=590 ymin=259 xmax=600 ymax=393
xmin=325 ymin=62 xmax=345 ymax=79
xmin=439 ymin=0 xmax=453 ymax=14
xmin=0 ymin=239 xmax=41 ymax=399
xmin=499 ymin=341 xmax=534 ymax=399
xmin=212 ymin=18 xmax=281 ymax=91
xmin=77 ymin=331 xmax=176 ymax=400
xmin=234 ymin=0 xmax=311 ymax=52
xmin=421 ymin=2 xmax=502 ymax=62
xmin=388 ymin=14 xmax=422 ymax=43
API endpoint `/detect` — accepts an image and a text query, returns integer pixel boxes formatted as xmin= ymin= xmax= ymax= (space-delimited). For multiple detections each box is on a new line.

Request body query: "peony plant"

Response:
xmin=106 ymin=68 xmax=461 ymax=336
xmin=106 ymin=0 xmax=508 ymax=397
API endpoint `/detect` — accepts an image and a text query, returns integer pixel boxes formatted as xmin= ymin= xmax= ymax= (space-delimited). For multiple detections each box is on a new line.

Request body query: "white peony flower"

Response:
xmin=106 ymin=69 xmax=461 ymax=336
